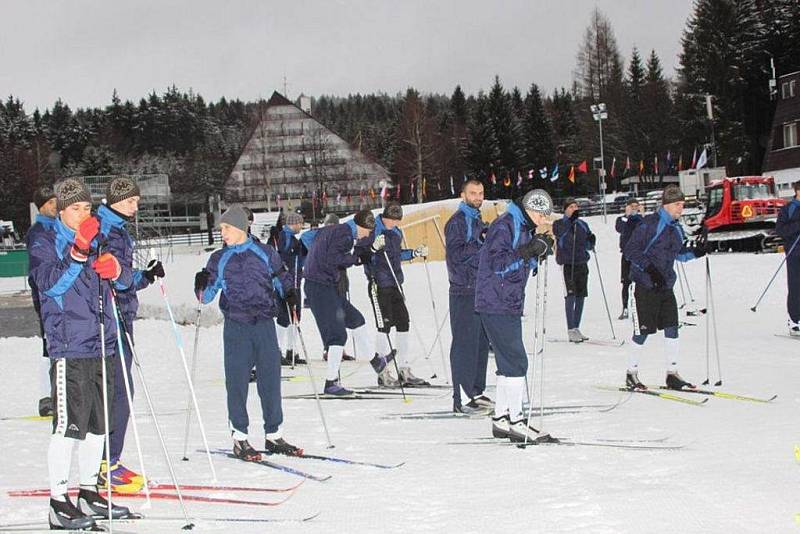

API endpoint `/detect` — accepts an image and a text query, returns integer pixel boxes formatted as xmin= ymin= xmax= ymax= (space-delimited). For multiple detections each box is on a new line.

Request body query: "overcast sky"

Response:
xmin=1 ymin=0 xmax=695 ymax=112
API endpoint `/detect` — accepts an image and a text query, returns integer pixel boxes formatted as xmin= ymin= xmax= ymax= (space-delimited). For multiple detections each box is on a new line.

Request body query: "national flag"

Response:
xmin=550 ymin=164 xmax=559 ymax=182
xmin=369 ymin=187 xmax=376 ymax=199
xmin=539 ymin=166 xmax=548 ymax=179
xmin=653 ymin=154 xmax=659 ymax=175
xmin=610 ymin=157 xmax=616 ymax=178
xmin=567 ymin=165 xmax=575 ymax=183
xmin=678 ymin=154 xmax=683 ymax=172
xmin=528 ymin=169 xmax=534 ymax=180
xmin=276 ymin=194 xmax=282 ymax=208
xmin=347 ymin=193 xmax=352 ymax=205
xmin=422 ymin=177 xmax=427 ymax=199
xmin=380 ymin=185 xmax=388 ymax=199
xmin=625 ymin=156 xmax=631 ymax=176
xmin=312 ymin=189 xmax=317 ymax=208
xmin=691 ymin=148 xmax=697 ymax=169
xmin=396 ymin=183 xmax=401 ymax=200
xmin=516 ymin=171 xmax=523 ymax=187
xmin=503 ymin=173 xmax=511 ymax=187
xmin=336 ymin=192 xmax=342 ymax=205
xmin=577 ymin=160 xmax=588 ymax=174
xmin=638 ymin=159 xmax=644 ymax=175
xmin=410 ymin=180 xmax=415 ymax=200
xmin=449 ymin=176 xmax=455 ymax=195
xmin=696 ymin=148 xmax=708 ymax=169
xmin=666 ymin=150 xmax=672 ymax=168
xmin=490 ymin=171 xmax=497 ymax=185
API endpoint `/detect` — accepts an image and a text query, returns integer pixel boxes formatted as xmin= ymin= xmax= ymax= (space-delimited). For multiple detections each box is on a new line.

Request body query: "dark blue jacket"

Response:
xmin=624 ymin=208 xmax=698 ymax=291
xmin=97 ymin=205 xmax=151 ymax=325
xmin=552 ymin=215 xmax=594 ymax=265
xmin=776 ymin=199 xmax=800 ymax=258
xmin=445 ymin=202 xmax=486 ymax=295
xmin=201 ymin=238 xmax=292 ymax=324
xmin=300 ymin=221 xmax=364 ymax=287
xmin=362 ymin=215 xmax=413 ymax=288
xmin=275 ymin=226 xmax=304 ymax=289
xmin=28 ymin=218 xmax=124 ymax=359
xmin=615 ymin=213 xmax=644 ymax=252
xmin=475 ymin=202 xmax=538 ymax=315
xmin=26 ymin=214 xmax=56 ymax=316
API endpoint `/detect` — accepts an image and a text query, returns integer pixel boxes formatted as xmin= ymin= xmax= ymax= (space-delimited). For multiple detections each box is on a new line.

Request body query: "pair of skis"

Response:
xmin=596 ymin=384 xmax=776 ymax=405
xmin=382 ymin=400 xmax=627 ymax=421
xmin=449 ymin=435 xmax=683 ymax=450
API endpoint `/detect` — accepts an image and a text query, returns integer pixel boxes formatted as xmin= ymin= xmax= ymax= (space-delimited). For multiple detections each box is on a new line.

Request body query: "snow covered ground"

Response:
xmin=1 ymin=212 xmax=798 ymax=533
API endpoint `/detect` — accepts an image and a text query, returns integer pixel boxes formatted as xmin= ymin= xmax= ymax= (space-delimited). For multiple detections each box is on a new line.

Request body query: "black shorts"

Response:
xmin=620 ymin=257 xmax=631 ymax=284
xmin=275 ymin=297 xmax=302 ymax=328
xmin=563 ymin=263 xmax=589 ymax=298
xmin=51 ymin=357 xmax=114 ymax=439
xmin=368 ymin=282 xmax=409 ymax=333
xmin=632 ymin=284 xmax=678 ymax=335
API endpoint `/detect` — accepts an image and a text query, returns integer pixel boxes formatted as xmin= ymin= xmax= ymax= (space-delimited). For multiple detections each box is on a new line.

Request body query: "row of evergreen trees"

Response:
xmin=1 ymin=0 xmax=799 ymax=232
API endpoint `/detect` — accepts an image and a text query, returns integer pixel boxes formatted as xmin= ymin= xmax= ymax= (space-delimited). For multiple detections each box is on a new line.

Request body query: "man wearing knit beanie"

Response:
xmin=274 ymin=211 xmax=307 ymax=366
xmin=26 ymin=185 xmax=58 ymax=417
xmin=194 ymin=205 xmax=302 ymax=458
xmin=623 ymin=183 xmax=706 ymax=392
xmin=30 ymin=177 xmax=134 ymax=528
xmin=776 ymin=180 xmax=800 ymax=337
xmin=95 ymin=175 xmax=164 ymax=493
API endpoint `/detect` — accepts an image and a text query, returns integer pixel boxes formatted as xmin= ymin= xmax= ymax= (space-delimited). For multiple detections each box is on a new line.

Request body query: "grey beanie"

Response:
xmin=55 ymin=178 xmax=93 ymax=211
xmin=323 ymin=213 xmax=339 ymax=226
xmin=286 ymin=212 xmax=304 ymax=225
xmin=382 ymin=201 xmax=403 ymax=221
xmin=219 ymin=205 xmax=249 ymax=232
xmin=521 ymin=189 xmax=553 ymax=215
xmin=106 ymin=176 xmax=140 ymax=205
xmin=662 ymin=185 xmax=685 ymax=205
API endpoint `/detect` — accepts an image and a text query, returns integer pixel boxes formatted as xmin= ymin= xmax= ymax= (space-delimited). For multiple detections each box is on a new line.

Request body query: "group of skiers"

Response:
xmin=24 ymin=173 xmax=800 ymax=530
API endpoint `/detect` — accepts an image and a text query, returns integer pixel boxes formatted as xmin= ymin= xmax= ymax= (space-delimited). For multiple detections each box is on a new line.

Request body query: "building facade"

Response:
xmin=763 ymin=71 xmax=800 ymax=197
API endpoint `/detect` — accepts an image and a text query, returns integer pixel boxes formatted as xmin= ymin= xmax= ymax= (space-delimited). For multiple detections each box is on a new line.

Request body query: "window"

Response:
xmin=733 ymin=183 xmax=772 ymax=200
xmin=784 ymin=80 xmax=798 ymax=98
xmin=784 ymin=122 xmax=798 ymax=148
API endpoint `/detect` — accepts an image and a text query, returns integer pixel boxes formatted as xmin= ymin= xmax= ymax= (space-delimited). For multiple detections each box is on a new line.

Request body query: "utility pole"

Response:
xmin=590 ymin=103 xmax=608 ymax=223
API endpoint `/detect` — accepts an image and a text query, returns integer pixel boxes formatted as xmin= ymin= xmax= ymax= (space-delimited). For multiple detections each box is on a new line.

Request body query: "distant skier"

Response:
xmin=477 ymin=189 xmax=554 ymax=442
xmin=445 ymin=179 xmax=493 ymax=414
xmin=26 ymin=185 xmax=57 ymax=417
xmin=28 ymin=178 xmax=133 ymax=530
xmin=303 ymin=209 xmax=394 ymax=395
xmin=776 ymin=180 xmax=800 ymax=337
xmin=615 ymin=198 xmax=643 ymax=319
xmin=552 ymin=198 xmax=596 ymax=342
xmin=194 ymin=205 xmax=301 ymax=459
xmin=359 ymin=201 xmax=429 ymax=387
xmin=274 ymin=212 xmax=307 ymax=365
xmin=623 ymin=185 xmax=707 ymax=390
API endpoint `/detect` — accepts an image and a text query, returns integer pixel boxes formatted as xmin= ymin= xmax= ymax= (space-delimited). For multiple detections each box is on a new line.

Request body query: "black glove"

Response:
xmin=569 ymin=210 xmax=580 ymax=221
xmin=268 ymin=224 xmax=281 ymax=245
xmin=587 ymin=234 xmax=597 ymax=250
xmin=646 ymin=264 xmax=666 ymax=290
xmin=284 ymin=287 xmax=299 ymax=308
xmin=479 ymin=226 xmax=488 ymax=242
xmin=356 ymin=248 xmax=372 ymax=265
xmin=518 ymin=234 xmax=554 ymax=261
xmin=689 ymin=232 xmax=707 ymax=259
xmin=143 ymin=259 xmax=165 ymax=283
xmin=194 ymin=268 xmax=210 ymax=294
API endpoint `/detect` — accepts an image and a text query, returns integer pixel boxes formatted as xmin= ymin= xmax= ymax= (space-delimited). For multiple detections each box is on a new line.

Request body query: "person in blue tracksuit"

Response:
xmin=776 ymin=180 xmax=800 ymax=337
xmin=476 ymin=189 xmax=554 ymax=443
xmin=445 ymin=179 xmax=493 ymax=414
xmin=96 ymin=176 xmax=164 ymax=493
xmin=552 ymin=197 xmax=596 ymax=343
xmin=27 ymin=186 xmax=58 ymax=417
xmin=623 ymin=185 xmax=706 ymax=390
xmin=194 ymin=205 xmax=299 ymax=460
xmin=29 ymin=178 xmax=132 ymax=530
xmin=303 ymin=210 xmax=395 ymax=396
xmin=361 ymin=202 xmax=429 ymax=387
xmin=615 ymin=198 xmax=643 ymax=320
xmin=272 ymin=211 xmax=307 ymax=365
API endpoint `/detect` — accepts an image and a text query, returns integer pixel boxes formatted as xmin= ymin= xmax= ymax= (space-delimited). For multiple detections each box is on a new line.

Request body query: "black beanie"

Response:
xmin=354 ymin=210 xmax=376 ymax=230
xmin=382 ymin=201 xmax=403 ymax=221
xmin=33 ymin=185 xmax=56 ymax=208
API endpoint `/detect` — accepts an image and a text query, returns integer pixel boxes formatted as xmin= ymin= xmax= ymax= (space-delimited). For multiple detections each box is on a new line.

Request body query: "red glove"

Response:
xmin=92 ymin=253 xmax=121 ymax=280
xmin=71 ymin=217 xmax=100 ymax=262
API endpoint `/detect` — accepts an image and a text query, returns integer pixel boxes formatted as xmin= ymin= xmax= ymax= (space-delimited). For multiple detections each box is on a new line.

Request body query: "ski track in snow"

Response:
xmin=1 ymin=213 xmax=798 ymax=533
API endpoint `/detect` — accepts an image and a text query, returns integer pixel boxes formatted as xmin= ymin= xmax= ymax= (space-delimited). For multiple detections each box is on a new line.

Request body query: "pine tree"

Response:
xmin=521 ymin=83 xmax=555 ymax=169
xmin=486 ymin=76 xmax=523 ymax=173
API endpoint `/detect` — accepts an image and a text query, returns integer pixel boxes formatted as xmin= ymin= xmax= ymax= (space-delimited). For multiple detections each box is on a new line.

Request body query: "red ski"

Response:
xmin=9 ymin=488 xmax=294 ymax=507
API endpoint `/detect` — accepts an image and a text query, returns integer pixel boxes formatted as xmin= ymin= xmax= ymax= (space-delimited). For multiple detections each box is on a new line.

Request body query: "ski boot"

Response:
xmin=324 ymin=379 xmax=354 ymax=396
xmin=233 ymin=439 xmax=262 ymax=462
xmin=618 ymin=309 xmax=629 ymax=320
xmin=398 ymin=367 xmax=429 ymax=387
xmin=508 ymin=419 xmax=551 ymax=443
xmin=575 ymin=329 xmax=589 ymax=341
xmin=38 ymin=396 xmax=53 ymax=417
xmin=369 ymin=350 xmax=395 ymax=374
xmin=264 ymin=437 xmax=303 ymax=456
xmin=281 ymin=350 xmax=306 ymax=366
xmin=789 ymin=321 xmax=800 ymax=337
xmin=626 ymin=370 xmax=646 ymax=390
xmin=49 ymin=496 xmax=96 ymax=531
xmin=567 ymin=328 xmax=583 ymax=343
xmin=378 ymin=367 xmax=400 ymax=388
xmin=491 ymin=414 xmax=511 ymax=438
xmin=471 ymin=395 xmax=494 ymax=409
xmin=78 ymin=487 xmax=134 ymax=519
xmin=665 ymin=371 xmax=695 ymax=391
xmin=455 ymin=399 xmax=492 ymax=416
xmin=97 ymin=461 xmax=144 ymax=494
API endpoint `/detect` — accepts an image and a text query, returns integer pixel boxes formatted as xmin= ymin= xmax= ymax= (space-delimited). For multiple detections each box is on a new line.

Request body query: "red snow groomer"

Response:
xmin=703 ymin=176 xmax=787 ymax=252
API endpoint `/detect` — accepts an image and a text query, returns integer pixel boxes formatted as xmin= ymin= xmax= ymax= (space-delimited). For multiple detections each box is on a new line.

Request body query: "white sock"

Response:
xmin=350 ymin=325 xmax=373 ymax=362
xmin=230 ymin=425 xmax=248 ymax=441
xmin=326 ymin=345 xmax=344 ymax=381
xmin=266 ymin=427 xmax=283 ymax=441
xmin=48 ymin=434 xmax=76 ymax=496
xmin=627 ymin=340 xmax=645 ymax=373
xmin=276 ymin=325 xmax=289 ymax=354
xmin=396 ymin=331 xmax=411 ymax=367
xmin=285 ymin=326 xmax=296 ymax=353
xmin=40 ymin=357 xmax=52 ymax=398
xmin=78 ymin=433 xmax=105 ymax=487
xmin=375 ymin=332 xmax=391 ymax=356
xmin=506 ymin=376 xmax=526 ymax=421
xmin=494 ymin=376 xmax=508 ymax=418
xmin=664 ymin=337 xmax=679 ymax=373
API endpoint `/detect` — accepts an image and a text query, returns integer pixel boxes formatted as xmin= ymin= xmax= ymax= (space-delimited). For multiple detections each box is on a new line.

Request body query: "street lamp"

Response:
xmin=590 ymin=103 xmax=608 ymax=222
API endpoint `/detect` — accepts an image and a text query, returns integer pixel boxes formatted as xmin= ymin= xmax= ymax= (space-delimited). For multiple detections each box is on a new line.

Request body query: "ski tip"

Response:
xmin=181 ymin=523 xmax=196 ymax=530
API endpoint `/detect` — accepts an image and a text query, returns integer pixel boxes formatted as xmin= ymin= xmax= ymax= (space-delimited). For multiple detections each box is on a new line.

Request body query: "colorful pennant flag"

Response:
xmin=550 ymin=164 xmax=559 ymax=182
xmin=567 ymin=165 xmax=575 ymax=183
xmin=577 ymin=160 xmax=588 ymax=174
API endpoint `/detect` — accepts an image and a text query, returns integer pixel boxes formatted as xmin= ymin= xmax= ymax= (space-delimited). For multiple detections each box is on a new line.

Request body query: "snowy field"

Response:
xmin=0 ymin=212 xmax=798 ymax=533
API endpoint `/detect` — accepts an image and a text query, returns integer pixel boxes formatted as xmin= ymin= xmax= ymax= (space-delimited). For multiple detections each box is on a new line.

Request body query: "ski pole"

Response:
xmin=676 ymin=262 xmax=688 ymax=309
xmin=524 ymin=256 xmax=549 ymax=445
xmin=422 ymin=255 xmax=450 ymax=383
xmin=706 ymin=256 xmax=722 ymax=386
xmin=368 ymin=278 xmax=408 ymax=403
xmin=180 ymin=299 xmax=202 ymax=462
xmin=750 ymin=232 xmax=800 ymax=312
xmin=592 ymin=250 xmax=617 ymax=339
xmin=290 ymin=305 xmax=334 ymax=448
xmin=111 ymin=296 xmax=194 ymax=529
xmin=107 ymin=286 xmax=151 ymax=508
xmin=96 ymin=272 xmax=114 ymax=531
xmin=158 ymin=278 xmax=217 ymax=482
xmin=680 ymin=262 xmax=695 ymax=304
xmin=704 ymin=260 xmax=711 ymax=385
